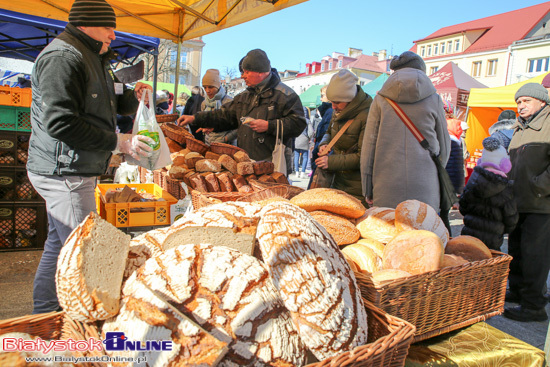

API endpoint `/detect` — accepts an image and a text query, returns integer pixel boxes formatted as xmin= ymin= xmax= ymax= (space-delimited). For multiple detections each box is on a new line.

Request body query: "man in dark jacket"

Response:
xmin=503 ymin=83 xmax=550 ymax=322
xmin=177 ymin=49 xmax=306 ymax=164
xmin=27 ymin=0 xmax=153 ymax=314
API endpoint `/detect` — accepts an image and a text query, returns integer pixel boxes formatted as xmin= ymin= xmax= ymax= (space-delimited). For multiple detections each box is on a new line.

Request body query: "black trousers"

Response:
xmin=508 ymin=212 xmax=550 ymax=310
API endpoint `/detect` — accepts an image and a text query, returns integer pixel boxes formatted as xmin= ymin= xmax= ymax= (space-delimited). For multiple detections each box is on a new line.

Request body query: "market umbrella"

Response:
xmin=299 ymin=85 xmax=322 ymax=109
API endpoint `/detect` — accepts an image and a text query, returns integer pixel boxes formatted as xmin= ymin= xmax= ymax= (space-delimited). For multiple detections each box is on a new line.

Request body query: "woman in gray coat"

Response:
xmin=360 ymin=52 xmax=450 ymax=211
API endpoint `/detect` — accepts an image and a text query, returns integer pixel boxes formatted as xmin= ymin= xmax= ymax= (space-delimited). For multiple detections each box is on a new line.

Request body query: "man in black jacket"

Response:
xmin=27 ymin=0 xmax=153 ymax=314
xmin=177 ymin=49 xmax=306 ymax=164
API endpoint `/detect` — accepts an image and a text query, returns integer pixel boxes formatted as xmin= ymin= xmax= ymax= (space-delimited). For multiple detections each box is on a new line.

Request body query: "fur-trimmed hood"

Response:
xmin=489 ymin=118 xmax=516 ymax=135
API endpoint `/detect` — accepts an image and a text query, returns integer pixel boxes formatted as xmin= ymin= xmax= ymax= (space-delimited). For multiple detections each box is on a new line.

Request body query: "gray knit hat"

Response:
xmin=390 ymin=51 xmax=426 ymax=73
xmin=69 ymin=0 xmax=116 ymax=28
xmin=242 ymin=49 xmax=271 ymax=73
xmin=202 ymin=69 xmax=221 ymax=89
xmin=515 ymin=83 xmax=550 ymax=104
xmin=326 ymin=69 xmax=358 ymax=103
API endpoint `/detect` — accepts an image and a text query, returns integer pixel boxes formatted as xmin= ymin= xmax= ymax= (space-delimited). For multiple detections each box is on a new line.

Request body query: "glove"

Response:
xmin=115 ymin=134 xmax=154 ymax=160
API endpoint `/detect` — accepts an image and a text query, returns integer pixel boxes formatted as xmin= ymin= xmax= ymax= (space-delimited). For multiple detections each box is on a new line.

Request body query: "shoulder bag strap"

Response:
xmin=384 ymin=97 xmax=432 ymax=153
xmin=324 ymin=119 xmax=354 ymax=153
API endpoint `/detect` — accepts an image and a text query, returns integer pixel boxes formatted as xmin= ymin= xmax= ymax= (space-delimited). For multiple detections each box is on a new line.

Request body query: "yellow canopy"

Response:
xmin=1 ymin=0 xmax=308 ymax=42
xmin=465 ymin=72 xmax=550 ymax=155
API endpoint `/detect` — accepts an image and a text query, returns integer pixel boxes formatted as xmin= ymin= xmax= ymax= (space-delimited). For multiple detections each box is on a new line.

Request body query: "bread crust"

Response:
xmin=355 ymin=207 xmax=399 ymax=243
xmin=309 ymin=210 xmax=361 ymax=246
xmin=290 ymin=188 xmax=366 ymax=219
xmin=445 ymin=235 xmax=492 ymax=262
xmin=383 ymin=230 xmax=444 ymax=275
xmin=395 ymin=200 xmax=449 ymax=247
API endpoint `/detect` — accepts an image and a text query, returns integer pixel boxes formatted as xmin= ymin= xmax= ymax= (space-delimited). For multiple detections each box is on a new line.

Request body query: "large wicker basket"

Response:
xmin=249 ymin=179 xmax=304 ymax=199
xmin=209 ymin=142 xmax=245 ymax=156
xmin=354 ymin=250 xmax=511 ymax=343
xmin=236 ymin=186 xmax=289 ymax=203
xmin=160 ymin=122 xmax=191 ymax=145
xmin=307 ymin=300 xmax=415 ymax=367
xmin=191 ymin=189 xmax=248 ymax=209
xmin=0 ymin=312 xmax=103 ymax=367
xmin=156 ymin=114 xmax=180 ymax=123
xmin=163 ymin=171 xmax=186 ymax=199
xmin=186 ymin=136 xmax=209 ymax=155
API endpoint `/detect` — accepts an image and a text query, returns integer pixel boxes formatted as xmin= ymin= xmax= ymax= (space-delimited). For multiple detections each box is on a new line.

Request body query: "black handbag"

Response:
xmin=384 ymin=97 xmax=458 ymax=213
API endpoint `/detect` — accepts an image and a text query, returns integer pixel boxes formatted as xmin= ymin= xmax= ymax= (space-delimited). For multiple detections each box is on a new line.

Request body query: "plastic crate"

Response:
xmin=0 ymin=201 xmax=47 ymax=250
xmin=0 ymin=167 xmax=42 ymax=202
xmin=95 ymin=183 xmax=177 ymax=227
xmin=0 ymin=86 xmax=32 ymax=107
xmin=0 ymin=130 xmax=30 ymax=167
xmin=0 ymin=105 xmax=32 ymax=131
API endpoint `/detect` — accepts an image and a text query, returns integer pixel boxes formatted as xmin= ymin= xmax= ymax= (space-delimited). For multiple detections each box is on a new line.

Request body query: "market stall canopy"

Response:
xmin=361 ymin=73 xmax=388 ymax=98
xmin=2 ymin=0 xmax=309 ymax=42
xmin=465 ymin=71 xmax=550 ymax=155
xmin=299 ymin=84 xmax=322 ymax=109
xmin=0 ymin=8 xmax=159 ymax=63
xmin=429 ymin=62 xmax=487 ymax=111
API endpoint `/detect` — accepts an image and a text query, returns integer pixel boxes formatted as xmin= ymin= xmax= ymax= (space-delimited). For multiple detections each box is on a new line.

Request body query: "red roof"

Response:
xmin=414 ymin=2 xmax=550 ymax=54
xmin=346 ymin=54 xmax=387 ymax=73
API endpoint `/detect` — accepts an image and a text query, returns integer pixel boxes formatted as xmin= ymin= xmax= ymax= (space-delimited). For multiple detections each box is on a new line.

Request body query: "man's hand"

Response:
xmin=315 ymin=155 xmax=329 ymax=169
xmin=133 ymin=82 xmax=153 ymax=102
xmin=197 ymin=127 xmax=214 ymax=134
xmin=116 ymin=134 xmax=154 ymax=160
xmin=248 ymin=119 xmax=268 ymax=133
xmin=177 ymin=115 xmax=195 ymax=126
xmin=318 ymin=144 xmax=330 ymax=156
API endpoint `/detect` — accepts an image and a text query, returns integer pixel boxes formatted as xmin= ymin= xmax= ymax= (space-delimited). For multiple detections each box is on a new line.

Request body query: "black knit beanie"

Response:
xmin=69 ymin=0 xmax=116 ymax=28
xmin=498 ymin=110 xmax=516 ymax=121
xmin=242 ymin=49 xmax=271 ymax=73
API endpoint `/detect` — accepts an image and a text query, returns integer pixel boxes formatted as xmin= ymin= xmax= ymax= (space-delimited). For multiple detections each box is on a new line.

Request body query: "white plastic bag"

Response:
xmin=127 ymin=89 xmax=172 ymax=170
xmin=113 ymin=162 xmax=140 ymax=184
xmin=272 ymin=119 xmax=287 ymax=175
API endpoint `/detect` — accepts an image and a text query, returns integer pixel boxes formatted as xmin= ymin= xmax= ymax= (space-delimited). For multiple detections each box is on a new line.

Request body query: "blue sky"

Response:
xmin=201 ymin=0 xmax=548 ymax=78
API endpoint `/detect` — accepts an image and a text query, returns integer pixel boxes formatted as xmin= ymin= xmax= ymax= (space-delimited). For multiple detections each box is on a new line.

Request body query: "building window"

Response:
xmin=447 ymin=41 xmax=452 ymax=53
xmin=430 ymin=66 xmax=439 ymax=74
xmin=472 ymin=61 xmax=482 ymax=77
xmin=454 ymin=40 xmax=460 ymax=52
xmin=329 ymin=62 xmax=332 ymax=69
xmin=179 ymin=75 xmax=186 ymax=85
xmin=338 ymin=60 xmax=342 ymax=68
xmin=427 ymin=45 xmax=432 ymax=57
xmin=420 ymin=46 xmax=425 ymax=57
xmin=487 ymin=59 xmax=498 ymax=76
xmin=434 ymin=43 xmax=439 ymax=55
xmin=527 ymin=57 xmax=550 ymax=72
xmin=440 ymin=42 xmax=445 ymax=54
xmin=321 ymin=63 xmax=325 ymax=72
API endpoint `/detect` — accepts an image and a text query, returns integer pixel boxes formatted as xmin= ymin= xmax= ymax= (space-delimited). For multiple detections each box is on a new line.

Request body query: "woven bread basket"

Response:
xmin=155 ymin=114 xmax=180 ymax=123
xmin=186 ymin=137 xmax=209 ymax=156
xmin=209 ymin=142 xmax=246 ymax=156
xmin=160 ymin=123 xmax=191 ymax=145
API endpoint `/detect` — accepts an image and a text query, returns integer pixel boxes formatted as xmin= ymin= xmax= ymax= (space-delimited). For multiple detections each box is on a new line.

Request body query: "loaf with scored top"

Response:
xmin=290 ymin=188 xmax=366 ymax=219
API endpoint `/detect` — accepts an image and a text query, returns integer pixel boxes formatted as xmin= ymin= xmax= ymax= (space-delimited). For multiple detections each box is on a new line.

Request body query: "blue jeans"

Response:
xmin=27 ymin=172 xmax=97 ymax=314
xmin=293 ymin=149 xmax=309 ymax=173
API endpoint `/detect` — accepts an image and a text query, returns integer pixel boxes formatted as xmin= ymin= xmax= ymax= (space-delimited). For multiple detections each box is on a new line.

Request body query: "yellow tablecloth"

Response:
xmin=405 ymin=322 xmax=545 ymax=367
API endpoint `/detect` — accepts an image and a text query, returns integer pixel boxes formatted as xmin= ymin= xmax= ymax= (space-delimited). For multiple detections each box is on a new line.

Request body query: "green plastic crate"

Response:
xmin=0 ymin=106 xmax=31 ymax=132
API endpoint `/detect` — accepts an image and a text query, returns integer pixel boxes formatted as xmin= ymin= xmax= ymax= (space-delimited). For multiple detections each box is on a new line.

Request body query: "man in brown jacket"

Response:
xmin=504 ymin=83 xmax=550 ymax=322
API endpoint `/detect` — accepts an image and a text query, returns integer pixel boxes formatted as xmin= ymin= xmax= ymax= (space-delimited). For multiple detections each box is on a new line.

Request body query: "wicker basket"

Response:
xmin=209 ymin=142 xmax=245 ymax=156
xmin=307 ymin=300 xmax=414 ymax=367
xmin=191 ymin=189 xmax=249 ymax=209
xmin=236 ymin=186 xmax=290 ymax=203
xmin=164 ymin=172 xmax=186 ymax=199
xmin=160 ymin=123 xmax=191 ymax=145
xmin=156 ymin=114 xmax=180 ymax=123
xmin=0 ymin=312 xmax=103 ymax=367
xmin=354 ymin=250 xmax=511 ymax=343
xmin=153 ymin=169 xmax=166 ymax=188
xmin=186 ymin=137 xmax=209 ymax=155
xmin=249 ymin=179 xmax=304 ymax=199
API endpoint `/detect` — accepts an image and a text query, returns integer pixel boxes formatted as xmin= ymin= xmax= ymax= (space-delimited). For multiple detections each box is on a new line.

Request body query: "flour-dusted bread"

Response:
xmin=195 ymin=159 xmax=222 ymax=173
xmin=309 ymin=210 xmax=360 ymax=246
xmin=383 ymin=230 xmax=444 ymax=275
xmin=124 ymin=227 xmax=169 ymax=280
xmin=290 ymin=188 xmax=366 ymax=219
xmin=395 ymin=199 xmax=449 ymax=247
xmin=102 ymin=271 xmax=229 ymax=366
xmin=164 ymin=202 xmax=262 ymax=255
xmin=113 ymin=244 xmax=306 ymax=366
xmin=257 ymin=201 xmax=368 ymax=360
xmin=341 ymin=243 xmax=382 ymax=274
xmin=445 ymin=235 xmax=492 ymax=262
xmin=355 ymin=206 xmax=399 ymax=243
xmin=56 ymin=212 xmax=130 ymax=322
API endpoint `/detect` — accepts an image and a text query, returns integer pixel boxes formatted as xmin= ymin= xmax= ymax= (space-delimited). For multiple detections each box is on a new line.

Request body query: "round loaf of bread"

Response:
xmin=355 ymin=206 xmax=399 ymax=243
xmin=124 ymin=226 xmax=169 ymax=281
xmin=445 ymin=235 xmax=492 ymax=262
xmin=341 ymin=244 xmax=382 ymax=274
xmin=394 ymin=199 xmax=449 ymax=247
xmin=441 ymin=254 xmax=469 ymax=268
xmin=355 ymin=238 xmax=386 ymax=258
xmin=342 ymin=253 xmax=360 ymax=272
xmin=257 ymin=201 xmax=368 ymax=360
xmin=56 ymin=212 xmax=131 ymax=322
xmin=309 ymin=210 xmax=361 ymax=246
xmin=383 ymin=230 xmax=444 ymax=275
xmin=104 ymin=244 xmax=306 ymax=366
xmin=290 ymin=188 xmax=366 ymax=219
xmin=372 ymin=269 xmax=412 ymax=284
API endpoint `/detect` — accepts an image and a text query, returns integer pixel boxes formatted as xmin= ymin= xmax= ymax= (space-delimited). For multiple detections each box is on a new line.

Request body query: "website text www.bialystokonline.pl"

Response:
xmin=25 ymin=355 xmax=147 ymax=364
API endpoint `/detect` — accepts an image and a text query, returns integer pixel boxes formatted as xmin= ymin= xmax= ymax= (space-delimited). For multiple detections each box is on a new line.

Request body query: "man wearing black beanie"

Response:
xmin=27 ymin=0 xmax=153 ymax=314
xmin=178 ymin=48 xmax=306 ymax=168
